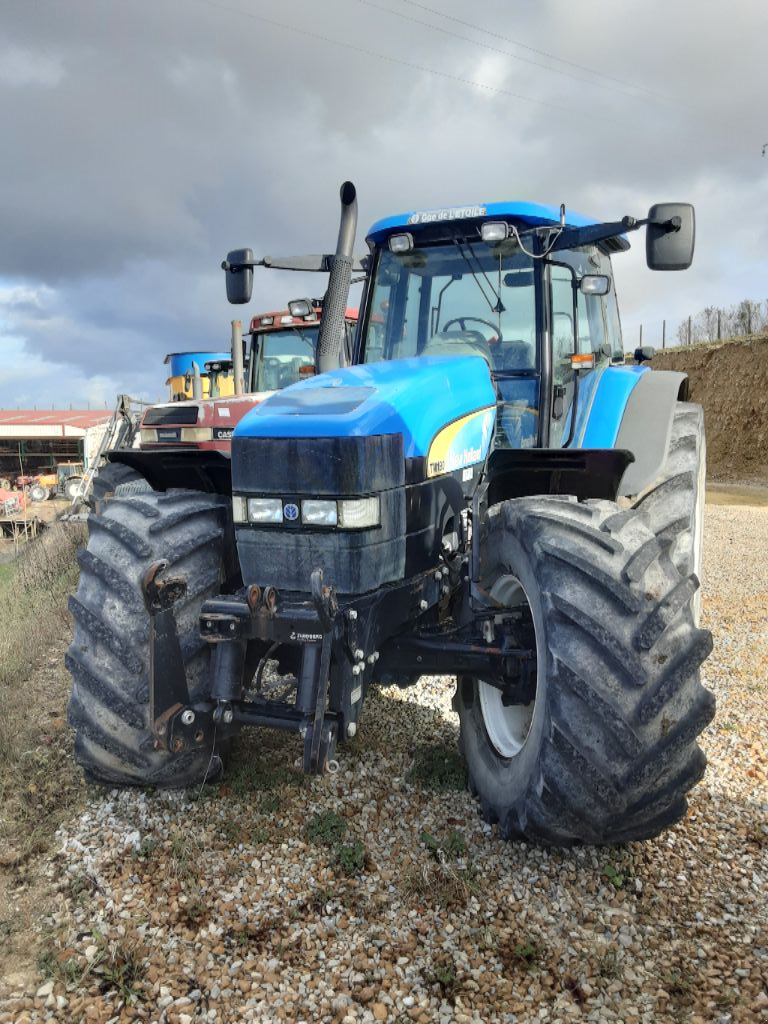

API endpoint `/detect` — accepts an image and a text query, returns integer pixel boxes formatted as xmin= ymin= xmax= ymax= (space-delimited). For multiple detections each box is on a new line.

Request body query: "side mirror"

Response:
xmin=646 ymin=203 xmax=695 ymax=271
xmin=634 ymin=346 xmax=655 ymax=363
xmin=223 ymin=248 xmax=254 ymax=304
xmin=580 ymin=275 xmax=610 ymax=295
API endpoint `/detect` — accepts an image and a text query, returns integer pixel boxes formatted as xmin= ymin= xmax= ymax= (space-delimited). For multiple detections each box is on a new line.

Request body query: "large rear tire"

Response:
xmin=456 ymin=497 xmax=714 ymax=846
xmin=66 ymin=489 xmax=231 ymax=786
xmin=89 ymin=462 xmax=151 ymax=510
xmin=630 ymin=402 xmax=706 ymax=621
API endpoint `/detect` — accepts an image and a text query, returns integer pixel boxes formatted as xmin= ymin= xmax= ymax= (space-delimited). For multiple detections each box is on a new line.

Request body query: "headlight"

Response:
xmin=247 ymin=497 xmax=283 ymax=523
xmin=140 ymin=428 xmax=158 ymax=443
xmin=339 ymin=496 xmax=379 ymax=528
xmin=232 ymin=496 xmax=247 ymax=523
xmin=180 ymin=427 xmax=213 ymax=442
xmin=301 ymin=499 xmax=338 ymax=526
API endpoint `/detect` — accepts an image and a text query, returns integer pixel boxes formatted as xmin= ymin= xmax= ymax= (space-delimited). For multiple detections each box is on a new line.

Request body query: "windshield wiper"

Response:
xmin=453 ymin=239 xmax=498 ymax=316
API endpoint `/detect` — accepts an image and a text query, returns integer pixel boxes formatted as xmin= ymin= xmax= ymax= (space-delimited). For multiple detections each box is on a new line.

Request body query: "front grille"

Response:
xmin=143 ymin=405 xmax=199 ymax=426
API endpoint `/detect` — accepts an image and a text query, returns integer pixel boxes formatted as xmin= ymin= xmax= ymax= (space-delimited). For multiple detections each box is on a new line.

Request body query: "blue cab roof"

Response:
xmin=366 ymin=201 xmax=597 ymax=244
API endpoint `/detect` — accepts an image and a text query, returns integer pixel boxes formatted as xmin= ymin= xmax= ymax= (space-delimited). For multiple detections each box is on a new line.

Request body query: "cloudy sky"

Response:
xmin=1 ymin=0 xmax=767 ymax=409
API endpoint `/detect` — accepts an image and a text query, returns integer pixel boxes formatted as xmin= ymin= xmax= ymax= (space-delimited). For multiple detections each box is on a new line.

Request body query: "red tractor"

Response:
xmin=91 ymin=304 xmax=358 ymax=500
xmin=139 ymin=304 xmax=358 ymax=453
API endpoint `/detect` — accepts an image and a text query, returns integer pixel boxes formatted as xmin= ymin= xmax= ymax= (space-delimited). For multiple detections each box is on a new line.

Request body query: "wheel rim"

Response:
xmin=478 ymin=575 xmax=538 ymax=760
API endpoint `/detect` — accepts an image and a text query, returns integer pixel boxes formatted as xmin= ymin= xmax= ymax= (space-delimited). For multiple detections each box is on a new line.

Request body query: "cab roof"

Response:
xmin=366 ymin=201 xmax=613 ymax=245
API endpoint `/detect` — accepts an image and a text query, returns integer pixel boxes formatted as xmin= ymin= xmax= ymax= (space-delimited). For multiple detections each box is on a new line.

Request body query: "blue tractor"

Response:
xmin=67 ymin=183 xmax=713 ymax=845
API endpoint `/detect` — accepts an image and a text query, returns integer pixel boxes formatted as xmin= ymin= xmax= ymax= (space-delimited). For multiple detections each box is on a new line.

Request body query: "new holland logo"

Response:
xmin=283 ymin=503 xmax=299 ymax=522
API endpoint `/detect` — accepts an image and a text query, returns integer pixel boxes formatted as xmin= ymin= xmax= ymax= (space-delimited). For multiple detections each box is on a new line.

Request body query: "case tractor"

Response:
xmin=92 ymin=306 xmax=357 ymax=502
xmin=67 ymin=183 xmax=713 ymax=845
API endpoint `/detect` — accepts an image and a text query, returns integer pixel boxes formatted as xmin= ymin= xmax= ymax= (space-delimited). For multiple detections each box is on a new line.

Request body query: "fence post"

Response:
xmin=687 ymin=316 xmax=692 ymax=346
xmin=717 ymin=309 xmax=721 ymax=341
xmin=662 ymin=319 xmax=666 ymax=349
xmin=639 ymin=324 xmax=643 ymax=347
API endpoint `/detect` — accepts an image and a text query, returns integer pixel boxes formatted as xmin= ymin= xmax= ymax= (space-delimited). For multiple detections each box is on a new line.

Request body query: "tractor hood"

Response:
xmin=233 ymin=355 xmax=497 ymax=462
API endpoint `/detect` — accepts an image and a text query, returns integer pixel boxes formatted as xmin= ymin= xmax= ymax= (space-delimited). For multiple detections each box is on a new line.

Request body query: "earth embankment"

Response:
xmin=651 ymin=334 xmax=768 ymax=484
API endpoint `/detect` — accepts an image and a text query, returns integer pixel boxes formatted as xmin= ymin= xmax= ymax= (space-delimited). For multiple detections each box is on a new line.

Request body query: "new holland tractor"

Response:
xmin=67 ymin=183 xmax=713 ymax=845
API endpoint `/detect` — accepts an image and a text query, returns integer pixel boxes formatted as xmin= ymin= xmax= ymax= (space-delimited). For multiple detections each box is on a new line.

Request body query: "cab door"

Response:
xmin=548 ymin=248 xmax=610 ymax=447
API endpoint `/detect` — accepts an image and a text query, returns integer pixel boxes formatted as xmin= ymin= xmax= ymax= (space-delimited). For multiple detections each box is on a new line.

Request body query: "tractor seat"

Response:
xmin=502 ymin=340 xmax=534 ymax=371
xmin=421 ymin=330 xmax=492 ymax=366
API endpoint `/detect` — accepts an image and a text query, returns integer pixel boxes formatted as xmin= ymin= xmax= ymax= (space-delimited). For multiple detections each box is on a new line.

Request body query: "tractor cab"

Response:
xmin=358 ymin=204 xmax=630 ymax=452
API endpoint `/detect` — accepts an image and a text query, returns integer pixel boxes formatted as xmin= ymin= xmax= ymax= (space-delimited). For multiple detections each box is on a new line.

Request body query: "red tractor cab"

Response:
xmin=139 ymin=305 xmax=358 ymax=454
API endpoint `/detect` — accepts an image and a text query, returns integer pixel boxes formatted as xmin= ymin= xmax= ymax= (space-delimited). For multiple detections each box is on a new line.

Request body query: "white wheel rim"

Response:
xmin=479 ymin=682 xmax=535 ymax=758
xmin=478 ymin=574 xmax=538 ymax=759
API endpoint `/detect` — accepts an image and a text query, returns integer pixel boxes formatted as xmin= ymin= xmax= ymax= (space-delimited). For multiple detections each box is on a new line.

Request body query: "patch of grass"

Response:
xmin=427 ymin=957 xmax=460 ymax=1001
xmin=88 ymin=935 xmax=147 ymax=1003
xmin=596 ymin=949 xmax=621 ymax=980
xmin=407 ymin=744 xmax=465 ymax=791
xmin=601 ymin=861 xmax=629 ymax=889
xmin=36 ymin=941 xmax=82 ymax=987
xmin=228 ymin=759 xmax=301 ymax=796
xmin=0 ymin=522 xmax=86 ymax=869
xmin=309 ymin=886 xmax=335 ymax=912
xmin=259 ymin=792 xmax=280 ymax=815
xmin=662 ymin=968 xmax=694 ymax=999
xmin=401 ymin=860 xmax=478 ymax=908
xmin=333 ymin=840 xmax=366 ymax=876
xmin=307 ymin=810 xmax=348 ymax=846
xmin=421 ymin=829 xmax=466 ymax=861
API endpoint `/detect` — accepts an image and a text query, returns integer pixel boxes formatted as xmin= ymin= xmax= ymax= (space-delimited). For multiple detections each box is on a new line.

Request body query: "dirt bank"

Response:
xmin=652 ymin=334 xmax=768 ymax=484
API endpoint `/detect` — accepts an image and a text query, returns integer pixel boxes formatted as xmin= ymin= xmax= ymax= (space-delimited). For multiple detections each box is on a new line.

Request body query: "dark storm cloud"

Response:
xmin=1 ymin=0 xmax=767 ymax=405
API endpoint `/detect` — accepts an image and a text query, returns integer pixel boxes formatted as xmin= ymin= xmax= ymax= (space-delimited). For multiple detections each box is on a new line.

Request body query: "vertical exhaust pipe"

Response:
xmin=316 ymin=181 xmax=357 ymax=375
xmin=191 ymin=361 xmax=203 ymax=400
xmin=231 ymin=319 xmax=244 ymax=395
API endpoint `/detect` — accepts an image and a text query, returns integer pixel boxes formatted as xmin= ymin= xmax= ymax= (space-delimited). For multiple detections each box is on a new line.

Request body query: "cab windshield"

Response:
xmin=363 ymin=239 xmax=540 ymax=448
xmin=251 ymin=327 xmax=319 ymax=392
xmin=363 ymin=241 xmax=538 ymax=375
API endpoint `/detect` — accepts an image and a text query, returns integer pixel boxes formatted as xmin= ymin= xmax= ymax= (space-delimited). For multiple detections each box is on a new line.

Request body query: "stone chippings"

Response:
xmin=1 ymin=505 xmax=767 ymax=1024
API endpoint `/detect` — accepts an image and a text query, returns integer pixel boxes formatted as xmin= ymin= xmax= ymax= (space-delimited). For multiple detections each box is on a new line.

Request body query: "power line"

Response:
xmin=357 ymin=0 xmax=666 ymax=106
xmin=187 ymin=0 xmax=625 ymax=124
xmin=396 ymin=0 xmax=674 ymax=104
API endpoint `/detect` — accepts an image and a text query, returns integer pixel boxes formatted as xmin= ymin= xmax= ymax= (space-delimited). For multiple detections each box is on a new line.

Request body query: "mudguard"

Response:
xmin=614 ymin=370 xmax=688 ymax=496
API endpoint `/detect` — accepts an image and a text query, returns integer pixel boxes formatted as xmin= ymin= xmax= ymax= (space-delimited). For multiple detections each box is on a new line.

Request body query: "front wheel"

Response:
xmin=457 ymin=496 xmax=714 ymax=846
xmin=67 ymin=488 xmax=232 ymax=786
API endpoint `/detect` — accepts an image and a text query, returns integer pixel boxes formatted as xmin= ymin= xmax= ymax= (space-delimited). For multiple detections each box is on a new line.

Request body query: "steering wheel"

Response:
xmin=442 ymin=317 xmax=504 ymax=343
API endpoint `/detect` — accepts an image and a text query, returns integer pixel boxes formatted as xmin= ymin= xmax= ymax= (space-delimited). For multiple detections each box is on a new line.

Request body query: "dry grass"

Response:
xmin=0 ymin=521 xmax=86 ymax=868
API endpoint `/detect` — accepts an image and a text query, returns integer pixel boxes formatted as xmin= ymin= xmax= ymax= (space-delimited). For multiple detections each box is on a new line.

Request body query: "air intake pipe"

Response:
xmin=316 ymin=181 xmax=357 ymax=375
xmin=191 ymin=361 xmax=203 ymax=400
xmin=231 ymin=319 xmax=244 ymax=395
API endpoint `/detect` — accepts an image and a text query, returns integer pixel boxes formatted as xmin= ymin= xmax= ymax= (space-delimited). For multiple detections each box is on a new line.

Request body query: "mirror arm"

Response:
xmin=551 ymin=214 xmax=680 ymax=254
xmin=221 ymin=254 xmax=369 ymax=273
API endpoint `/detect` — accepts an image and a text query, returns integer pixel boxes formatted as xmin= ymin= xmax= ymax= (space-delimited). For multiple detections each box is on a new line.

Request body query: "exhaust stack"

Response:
xmin=316 ymin=181 xmax=357 ymax=375
xmin=191 ymin=361 xmax=203 ymax=400
xmin=231 ymin=319 xmax=244 ymax=395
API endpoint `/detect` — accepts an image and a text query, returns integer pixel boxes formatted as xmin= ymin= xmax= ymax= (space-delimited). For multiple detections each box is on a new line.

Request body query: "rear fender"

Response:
xmin=613 ymin=371 xmax=688 ymax=496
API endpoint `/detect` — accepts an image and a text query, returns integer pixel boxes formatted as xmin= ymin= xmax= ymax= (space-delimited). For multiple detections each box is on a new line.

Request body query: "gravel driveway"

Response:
xmin=1 ymin=504 xmax=766 ymax=1023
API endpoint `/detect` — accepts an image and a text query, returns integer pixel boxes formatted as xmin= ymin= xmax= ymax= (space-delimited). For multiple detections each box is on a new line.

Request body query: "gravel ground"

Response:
xmin=1 ymin=504 xmax=766 ymax=1024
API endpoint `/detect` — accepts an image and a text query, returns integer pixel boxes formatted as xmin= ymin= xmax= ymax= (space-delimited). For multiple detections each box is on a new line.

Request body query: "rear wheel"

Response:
xmin=64 ymin=476 xmax=85 ymax=501
xmin=456 ymin=496 xmax=714 ymax=845
xmin=29 ymin=484 xmax=49 ymax=502
xmin=66 ymin=488 xmax=231 ymax=786
xmin=89 ymin=462 xmax=151 ymax=510
xmin=630 ymin=402 xmax=706 ymax=620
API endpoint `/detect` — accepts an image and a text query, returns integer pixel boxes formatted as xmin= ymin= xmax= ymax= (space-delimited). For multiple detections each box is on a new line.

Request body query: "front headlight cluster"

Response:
xmin=232 ymin=495 xmax=379 ymax=529
xmin=141 ymin=427 xmax=213 ymax=443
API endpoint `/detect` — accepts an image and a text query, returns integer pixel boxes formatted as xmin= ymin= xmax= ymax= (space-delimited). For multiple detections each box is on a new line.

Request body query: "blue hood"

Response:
xmin=234 ymin=355 xmax=497 ymax=460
